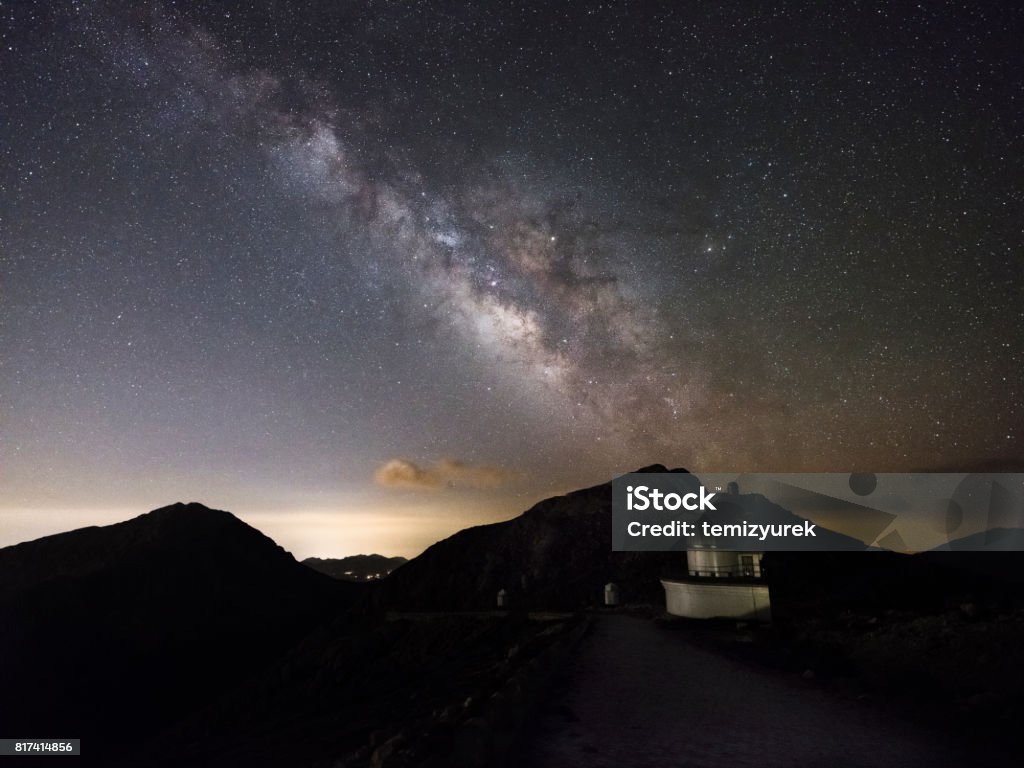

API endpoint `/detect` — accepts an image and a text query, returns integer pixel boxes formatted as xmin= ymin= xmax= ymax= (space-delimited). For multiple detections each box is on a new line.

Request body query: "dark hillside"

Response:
xmin=0 ymin=502 xmax=360 ymax=759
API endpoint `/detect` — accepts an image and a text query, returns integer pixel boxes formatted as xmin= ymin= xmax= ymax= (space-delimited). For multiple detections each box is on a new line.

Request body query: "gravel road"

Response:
xmin=521 ymin=615 xmax=1008 ymax=768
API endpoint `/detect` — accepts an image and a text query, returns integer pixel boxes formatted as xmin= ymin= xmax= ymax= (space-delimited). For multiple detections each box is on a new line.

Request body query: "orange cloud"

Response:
xmin=373 ymin=458 xmax=514 ymax=491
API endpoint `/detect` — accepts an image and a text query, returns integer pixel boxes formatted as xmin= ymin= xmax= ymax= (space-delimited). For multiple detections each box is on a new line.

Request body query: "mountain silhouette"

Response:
xmin=0 ymin=502 xmax=358 ymax=761
xmin=930 ymin=527 xmax=1024 ymax=552
xmin=303 ymin=553 xmax=408 ymax=580
xmin=377 ymin=466 xmax=877 ymax=611
xmin=378 ymin=465 xmax=690 ymax=610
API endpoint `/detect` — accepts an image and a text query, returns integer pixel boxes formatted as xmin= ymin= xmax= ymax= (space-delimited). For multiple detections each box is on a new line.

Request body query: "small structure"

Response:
xmin=603 ymin=582 xmax=620 ymax=606
xmin=661 ymin=549 xmax=771 ymax=621
xmin=496 ymin=588 xmax=508 ymax=608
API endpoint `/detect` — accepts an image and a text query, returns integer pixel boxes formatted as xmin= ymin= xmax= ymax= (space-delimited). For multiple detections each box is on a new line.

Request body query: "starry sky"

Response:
xmin=1 ymin=1 xmax=1021 ymax=558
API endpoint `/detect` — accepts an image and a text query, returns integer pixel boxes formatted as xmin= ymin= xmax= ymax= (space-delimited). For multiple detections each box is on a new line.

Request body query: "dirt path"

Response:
xmin=521 ymin=615 xmax=1004 ymax=768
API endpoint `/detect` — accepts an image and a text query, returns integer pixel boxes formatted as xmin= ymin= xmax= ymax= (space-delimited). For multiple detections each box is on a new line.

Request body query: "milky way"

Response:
xmin=138 ymin=21 xmax=707 ymax=453
xmin=1 ymin=1 xmax=1021 ymax=555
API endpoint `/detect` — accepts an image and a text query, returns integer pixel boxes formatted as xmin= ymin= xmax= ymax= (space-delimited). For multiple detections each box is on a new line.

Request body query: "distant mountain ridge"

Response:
xmin=303 ymin=553 xmax=407 ymax=580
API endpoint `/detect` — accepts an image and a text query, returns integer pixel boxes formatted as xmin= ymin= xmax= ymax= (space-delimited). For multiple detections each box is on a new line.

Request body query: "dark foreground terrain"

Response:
xmin=3 ymin=472 xmax=1024 ymax=765
xmin=0 ymin=503 xmax=580 ymax=766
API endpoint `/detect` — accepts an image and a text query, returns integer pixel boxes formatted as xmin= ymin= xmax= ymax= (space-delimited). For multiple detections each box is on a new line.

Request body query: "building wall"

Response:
xmin=686 ymin=550 xmax=764 ymax=578
xmin=661 ymin=579 xmax=772 ymax=621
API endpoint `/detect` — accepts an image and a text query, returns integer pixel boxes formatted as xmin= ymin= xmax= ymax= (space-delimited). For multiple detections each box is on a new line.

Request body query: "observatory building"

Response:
xmin=660 ymin=548 xmax=772 ymax=621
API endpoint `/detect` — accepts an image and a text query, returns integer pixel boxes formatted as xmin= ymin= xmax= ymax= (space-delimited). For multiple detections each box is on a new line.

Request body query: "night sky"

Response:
xmin=2 ymin=1 xmax=1021 ymax=557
